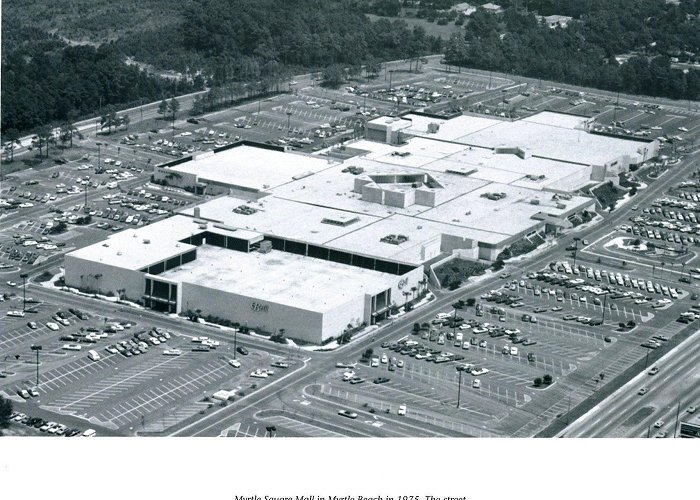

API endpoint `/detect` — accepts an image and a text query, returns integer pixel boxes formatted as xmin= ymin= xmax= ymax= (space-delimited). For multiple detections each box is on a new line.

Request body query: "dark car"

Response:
xmin=186 ymin=118 xmax=200 ymax=124
xmin=373 ymin=377 xmax=390 ymax=384
xmin=236 ymin=346 xmax=249 ymax=356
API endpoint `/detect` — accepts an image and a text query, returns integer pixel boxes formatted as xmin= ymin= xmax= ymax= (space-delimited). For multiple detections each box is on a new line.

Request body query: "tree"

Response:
xmin=100 ymin=105 xmax=118 ymax=134
xmin=543 ymin=374 xmax=553 ymax=385
xmin=466 ymin=298 xmax=476 ymax=307
xmin=362 ymin=348 xmax=374 ymax=359
xmin=2 ymin=128 xmax=21 ymax=162
xmin=0 ymin=395 xmax=12 ymax=431
xmin=322 ymin=64 xmax=346 ymax=87
xmin=534 ymin=377 xmax=543 ymax=387
xmin=59 ymin=122 xmax=79 ymax=148
xmin=31 ymin=125 xmax=54 ymax=158
xmin=338 ymin=331 xmax=353 ymax=344
xmin=167 ymin=98 xmax=180 ymax=137
xmin=157 ymin=99 xmax=169 ymax=118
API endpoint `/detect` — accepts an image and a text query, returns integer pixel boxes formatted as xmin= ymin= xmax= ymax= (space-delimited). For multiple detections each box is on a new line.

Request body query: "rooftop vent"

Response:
xmin=143 ymin=239 xmax=151 ymax=244
xmin=321 ymin=216 xmax=360 ymax=227
xmin=233 ymin=205 xmax=257 ymax=215
xmin=380 ymin=234 xmax=409 ymax=245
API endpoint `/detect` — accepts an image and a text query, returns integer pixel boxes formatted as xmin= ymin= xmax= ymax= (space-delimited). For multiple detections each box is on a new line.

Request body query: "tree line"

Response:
xmin=445 ymin=1 xmax=700 ymax=100
xmin=1 ymin=23 xmax=199 ymax=134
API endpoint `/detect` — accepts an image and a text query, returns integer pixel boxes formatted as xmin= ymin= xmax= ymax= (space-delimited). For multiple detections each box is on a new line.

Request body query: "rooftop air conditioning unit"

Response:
xmin=143 ymin=239 xmax=151 ymax=244
xmin=530 ymin=199 xmax=540 ymax=205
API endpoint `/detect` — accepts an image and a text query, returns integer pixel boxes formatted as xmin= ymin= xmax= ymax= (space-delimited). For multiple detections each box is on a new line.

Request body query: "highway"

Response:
xmin=561 ymin=328 xmax=700 ymax=438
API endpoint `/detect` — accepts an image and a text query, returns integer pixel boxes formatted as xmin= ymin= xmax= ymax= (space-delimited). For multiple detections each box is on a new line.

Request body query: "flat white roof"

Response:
xmin=169 ymin=144 xmax=331 ymax=192
xmin=521 ymin=111 xmax=591 ymax=129
xmin=161 ymin=245 xmax=398 ymax=313
xmin=419 ymin=183 xmax=594 ymax=237
xmin=400 ymin=112 xmax=651 ymax=167
xmin=402 ymin=113 xmax=500 ymax=141
xmin=66 ymin=215 xmax=261 ymax=270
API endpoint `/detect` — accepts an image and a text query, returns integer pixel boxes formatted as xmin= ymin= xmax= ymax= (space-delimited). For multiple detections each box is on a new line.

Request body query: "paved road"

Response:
xmin=561 ymin=328 xmax=700 ymax=438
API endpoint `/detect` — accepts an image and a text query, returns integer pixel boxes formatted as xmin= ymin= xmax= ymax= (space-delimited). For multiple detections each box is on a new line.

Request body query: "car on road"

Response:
xmin=236 ymin=346 xmax=249 ymax=356
xmin=338 ymin=409 xmax=358 ymax=419
xmin=687 ymin=406 xmax=696 ymax=414
xmin=398 ymin=404 xmax=407 ymax=416
xmin=638 ymin=387 xmax=648 ymax=395
xmin=648 ymin=366 xmax=659 ymax=375
xmin=654 ymin=431 xmax=667 ymax=438
xmin=653 ymin=420 xmax=665 ymax=428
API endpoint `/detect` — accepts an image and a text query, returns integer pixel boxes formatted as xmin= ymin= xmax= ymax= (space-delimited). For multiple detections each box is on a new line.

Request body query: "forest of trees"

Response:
xmin=445 ymin=0 xmax=700 ymax=100
xmin=2 ymin=0 xmax=699 ymax=134
xmin=1 ymin=23 xmax=198 ymax=133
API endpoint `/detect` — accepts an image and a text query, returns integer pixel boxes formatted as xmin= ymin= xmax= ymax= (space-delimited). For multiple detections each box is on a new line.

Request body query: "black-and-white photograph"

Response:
xmin=0 ymin=0 xmax=697 ymax=497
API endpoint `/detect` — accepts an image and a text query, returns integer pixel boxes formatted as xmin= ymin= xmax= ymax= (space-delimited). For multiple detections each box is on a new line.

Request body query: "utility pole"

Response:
xmin=20 ymin=273 xmax=28 ymax=312
xmin=30 ymin=345 xmax=42 ymax=388
xmin=456 ymin=368 xmax=463 ymax=408
xmin=601 ymin=292 xmax=607 ymax=325
xmin=674 ymin=402 xmax=682 ymax=438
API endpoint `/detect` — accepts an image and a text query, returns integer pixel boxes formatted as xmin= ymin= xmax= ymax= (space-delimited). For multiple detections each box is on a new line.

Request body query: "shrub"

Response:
xmin=543 ymin=374 xmax=553 ymax=385
xmin=534 ymin=377 xmax=542 ymax=387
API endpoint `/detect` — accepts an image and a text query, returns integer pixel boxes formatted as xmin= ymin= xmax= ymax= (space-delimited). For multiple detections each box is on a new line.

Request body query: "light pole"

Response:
xmin=30 ymin=345 xmax=42 ymax=388
xmin=286 ymin=110 xmax=292 ymax=137
xmin=456 ymin=368 xmax=463 ymax=408
xmin=266 ymin=425 xmax=276 ymax=437
xmin=233 ymin=328 xmax=238 ymax=359
xmin=96 ymin=143 xmax=101 ymax=167
xmin=601 ymin=292 xmax=608 ymax=325
xmin=572 ymin=237 xmax=581 ymax=268
xmin=20 ymin=273 xmax=28 ymax=312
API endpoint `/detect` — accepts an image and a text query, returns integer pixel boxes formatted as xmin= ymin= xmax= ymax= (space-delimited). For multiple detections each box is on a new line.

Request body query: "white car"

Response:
xmin=250 ymin=369 xmax=269 ymax=378
xmin=62 ymin=343 xmax=82 ymax=351
xmin=46 ymin=322 xmax=59 ymax=331
xmin=163 ymin=349 xmax=182 ymax=356
xmin=380 ymin=354 xmax=388 ymax=364
xmin=471 ymin=368 xmax=489 ymax=376
xmin=398 ymin=404 xmax=407 ymax=416
xmin=228 ymin=359 xmax=241 ymax=368
xmin=6 ymin=281 xmax=17 ymax=287
xmin=6 ymin=310 xmax=25 ymax=317
xmin=678 ymin=127 xmax=688 ymax=132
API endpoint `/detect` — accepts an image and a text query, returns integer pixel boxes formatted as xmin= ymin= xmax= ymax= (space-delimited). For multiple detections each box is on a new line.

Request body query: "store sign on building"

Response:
xmin=251 ymin=302 xmax=269 ymax=313
xmin=397 ymin=278 xmax=409 ymax=290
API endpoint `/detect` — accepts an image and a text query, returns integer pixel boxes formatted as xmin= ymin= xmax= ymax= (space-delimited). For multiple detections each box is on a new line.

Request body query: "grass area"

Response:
xmin=434 ymin=258 xmax=490 ymax=288
xmin=4 ymin=0 xmax=180 ymax=42
xmin=365 ymin=13 xmax=462 ymax=40
xmin=497 ymin=233 xmax=546 ymax=261
xmin=591 ymin=181 xmax=626 ymax=211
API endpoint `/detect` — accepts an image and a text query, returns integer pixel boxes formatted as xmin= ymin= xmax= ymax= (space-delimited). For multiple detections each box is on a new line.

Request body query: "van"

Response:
xmin=88 ymin=350 xmax=101 ymax=361
xmin=510 ymin=346 xmax=519 ymax=356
